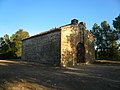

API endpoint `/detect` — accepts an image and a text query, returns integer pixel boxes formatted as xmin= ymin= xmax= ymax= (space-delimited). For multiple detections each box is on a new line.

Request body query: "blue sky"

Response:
xmin=0 ymin=0 xmax=120 ymax=37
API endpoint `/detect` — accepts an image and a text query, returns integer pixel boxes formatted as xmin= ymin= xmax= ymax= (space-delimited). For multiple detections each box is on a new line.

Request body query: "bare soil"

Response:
xmin=0 ymin=60 xmax=120 ymax=90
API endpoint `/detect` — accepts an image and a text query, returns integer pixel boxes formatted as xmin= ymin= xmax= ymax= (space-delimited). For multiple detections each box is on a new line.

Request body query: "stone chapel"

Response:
xmin=22 ymin=19 xmax=95 ymax=67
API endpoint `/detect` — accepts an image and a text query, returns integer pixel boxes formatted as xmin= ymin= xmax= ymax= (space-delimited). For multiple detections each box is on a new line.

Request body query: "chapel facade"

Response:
xmin=22 ymin=19 xmax=95 ymax=67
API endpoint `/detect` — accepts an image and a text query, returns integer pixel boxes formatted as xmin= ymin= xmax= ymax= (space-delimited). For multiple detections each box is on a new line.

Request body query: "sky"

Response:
xmin=0 ymin=0 xmax=120 ymax=37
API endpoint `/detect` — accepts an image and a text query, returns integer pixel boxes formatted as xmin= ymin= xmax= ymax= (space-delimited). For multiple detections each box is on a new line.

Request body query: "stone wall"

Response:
xmin=84 ymin=30 xmax=95 ymax=64
xmin=61 ymin=24 xmax=80 ymax=67
xmin=60 ymin=22 xmax=95 ymax=67
xmin=22 ymin=30 xmax=61 ymax=65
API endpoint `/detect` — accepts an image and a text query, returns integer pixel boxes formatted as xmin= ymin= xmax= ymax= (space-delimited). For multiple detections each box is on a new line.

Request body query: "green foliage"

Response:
xmin=113 ymin=14 xmax=120 ymax=49
xmin=0 ymin=34 xmax=11 ymax=54
xmin=113 ymin=14 xmax=120 ymax=33
xmin=11 ymin=29 xmax=30 ymax=57
xmin=0 ymin=29 xmax=29 ymax=59
xmin=91 ymin=20 xmax=119 ymax=60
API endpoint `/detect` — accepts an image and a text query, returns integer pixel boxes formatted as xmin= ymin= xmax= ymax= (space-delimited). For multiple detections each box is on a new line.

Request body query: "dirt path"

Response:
xmin=0 ymin=60 xmax=120 ymax=90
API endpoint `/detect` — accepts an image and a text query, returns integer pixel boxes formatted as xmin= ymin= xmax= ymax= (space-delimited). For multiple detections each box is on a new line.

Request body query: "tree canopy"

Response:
xmin=91 ymin=15 xmax=120 ymax=60
xmin=0 ymin=29 xmax=29 ymax=59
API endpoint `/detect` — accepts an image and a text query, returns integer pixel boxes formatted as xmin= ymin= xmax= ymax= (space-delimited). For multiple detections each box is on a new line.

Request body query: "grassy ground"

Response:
xmin=0 ymin=60 xmax=120 ymax=90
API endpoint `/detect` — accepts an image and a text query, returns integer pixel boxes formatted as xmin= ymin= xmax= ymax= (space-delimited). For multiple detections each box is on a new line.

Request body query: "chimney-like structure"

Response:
xmin=71 ymin=19 xmax=78 ymax=25
xmin=79 ymin=22 xmax=86 ymax=28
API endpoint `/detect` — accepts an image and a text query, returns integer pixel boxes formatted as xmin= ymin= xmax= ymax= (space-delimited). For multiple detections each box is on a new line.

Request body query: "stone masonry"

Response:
xmin=22 ymin=19 xmax=95 ymax=67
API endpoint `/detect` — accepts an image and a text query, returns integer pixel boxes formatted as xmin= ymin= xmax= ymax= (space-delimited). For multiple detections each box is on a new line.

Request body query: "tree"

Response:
xmin=113 ymin=14 xmax=120 ymax=48
xmin=0 ymin=29 xmax=29 ymax=59
xmin=11 ymin=29 xmax=29 ymax=57
xmin=113 ymin=14 xmax=120 ymax=33
xmin=0 ymin=35 xmax=15 ymax=59
xmin=113 ymin=14 xmax=120 ymax=60
xmin=91 ymin=21 xmax=119 ymax=60
xmin=0 ymin=34 xmax=10 ymax=54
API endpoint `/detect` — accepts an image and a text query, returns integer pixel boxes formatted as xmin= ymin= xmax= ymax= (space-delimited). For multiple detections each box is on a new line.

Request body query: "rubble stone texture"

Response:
xmin=22 ymin=19 xmax=95 ymax=67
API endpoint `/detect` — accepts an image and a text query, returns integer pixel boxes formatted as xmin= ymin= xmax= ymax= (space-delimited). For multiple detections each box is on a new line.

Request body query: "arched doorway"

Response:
xmin=76 ymin=43 xmax=85 ymax=63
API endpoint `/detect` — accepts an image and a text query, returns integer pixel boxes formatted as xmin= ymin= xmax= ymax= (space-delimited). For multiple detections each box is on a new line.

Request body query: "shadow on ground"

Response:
xmin=0 ymin=60 xmax=120 ymax=90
